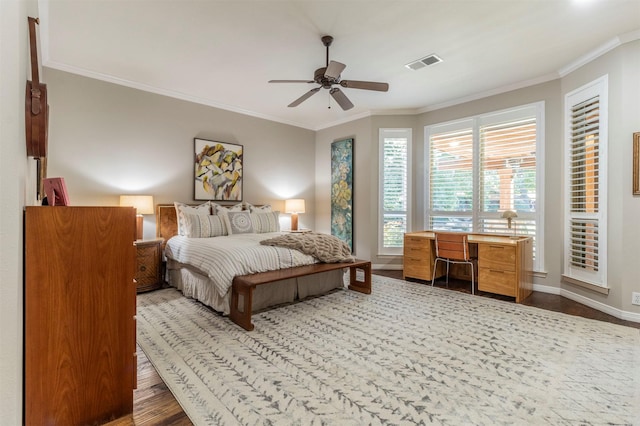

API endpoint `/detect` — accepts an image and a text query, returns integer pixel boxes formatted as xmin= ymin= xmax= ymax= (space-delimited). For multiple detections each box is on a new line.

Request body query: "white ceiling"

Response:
xmin=39 ymin=0 xmax=640 ymax=131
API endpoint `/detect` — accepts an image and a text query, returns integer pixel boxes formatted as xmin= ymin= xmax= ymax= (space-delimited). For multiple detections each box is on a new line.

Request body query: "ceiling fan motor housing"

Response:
xmin=314 ymin=67 xmax=337 ymax=88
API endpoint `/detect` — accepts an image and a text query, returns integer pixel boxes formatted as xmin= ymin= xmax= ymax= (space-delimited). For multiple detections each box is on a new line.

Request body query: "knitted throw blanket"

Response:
xmin=260 ymin=232 xmax=355 ymax=263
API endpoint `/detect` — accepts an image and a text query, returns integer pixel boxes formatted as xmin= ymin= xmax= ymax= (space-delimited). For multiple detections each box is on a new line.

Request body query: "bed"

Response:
xmin=155 ymin=203 xmax=360 ymax=317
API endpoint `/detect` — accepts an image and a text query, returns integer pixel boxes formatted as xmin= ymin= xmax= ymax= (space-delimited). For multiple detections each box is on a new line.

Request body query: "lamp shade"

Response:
xmin=501 ymin=210 xmax=518 ymax=220
xmin=119 ymin=195 xmax=154 ymax=215
xmin=284 ymin=199 xmax=306 ymax=214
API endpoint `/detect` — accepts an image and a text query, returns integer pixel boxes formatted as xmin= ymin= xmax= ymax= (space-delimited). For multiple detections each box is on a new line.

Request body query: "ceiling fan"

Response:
xmin=268 ymin=35 xmax=389 ymax=111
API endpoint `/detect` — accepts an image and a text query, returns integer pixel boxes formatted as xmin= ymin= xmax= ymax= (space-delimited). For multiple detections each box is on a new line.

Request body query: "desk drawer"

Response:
xmin=478 ymin=244 xmax=516 ymax=271
xmin=478 ymin=267 xmax=517 ymax=297
xmin=404 ymin=245 xmax=429 ymax=258
xmin=404 ymin=236 xmax=431 ymax=250
xmin=403 ymin=263 xmax=432 ymax=281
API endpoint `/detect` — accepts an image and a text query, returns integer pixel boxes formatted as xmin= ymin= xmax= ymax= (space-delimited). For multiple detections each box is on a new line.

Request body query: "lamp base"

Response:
xmin=290 ymin=213 xmax=299 ymax=231
xmin=136 ymin=214 xmax=144 ymax=240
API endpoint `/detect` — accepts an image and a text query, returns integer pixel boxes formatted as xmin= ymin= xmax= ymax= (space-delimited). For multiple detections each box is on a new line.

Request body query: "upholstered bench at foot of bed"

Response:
xmin=229 ymin=259 xmax=372 ymax=331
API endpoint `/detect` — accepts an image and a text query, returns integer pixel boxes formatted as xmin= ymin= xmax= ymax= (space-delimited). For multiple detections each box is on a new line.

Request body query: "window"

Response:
xmin=425 ymin=103 xmax=544 ymax=272
xmin=564 ymin=76 xmax=608 ymax=287
xmin=379 ymin=128 xmax=411 ymax=255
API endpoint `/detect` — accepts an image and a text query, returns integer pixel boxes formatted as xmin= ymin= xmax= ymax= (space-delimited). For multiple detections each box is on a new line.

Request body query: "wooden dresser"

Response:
xmin=403 ymin=231 xmax=533 ymax=303
xmin=24 ymin=206 xmax=137 ymax=425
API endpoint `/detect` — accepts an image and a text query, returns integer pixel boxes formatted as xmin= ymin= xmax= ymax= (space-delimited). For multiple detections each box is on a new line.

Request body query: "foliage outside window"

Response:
xmin=379 ymin=129 xmax=411 ymax=255
xmin=425 ymin=103 xmax=544 ymax=272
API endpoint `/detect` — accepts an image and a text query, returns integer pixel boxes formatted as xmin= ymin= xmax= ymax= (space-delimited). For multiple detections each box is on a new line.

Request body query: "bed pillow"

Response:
xmin=225 ymin=211 xmax=255 ymax=234
xmin=174 ymin=201 xmax=211 ymax=236
xmin=251 ymin=211 xmax=280 ymax=233
xmin=246 ymin=203 xmax=272 ymax=213
xmin=183 ymin=213 xmax=227 ymax=238
xmin=212 ymin=202 xmax=244 ymax=216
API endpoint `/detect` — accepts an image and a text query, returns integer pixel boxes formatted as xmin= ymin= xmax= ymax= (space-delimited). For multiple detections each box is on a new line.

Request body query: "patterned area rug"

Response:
xmin=137 ymin=276 xmax=640 ymax=425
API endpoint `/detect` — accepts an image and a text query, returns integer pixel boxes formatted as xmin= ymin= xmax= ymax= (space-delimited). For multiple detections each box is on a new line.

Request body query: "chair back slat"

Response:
xmin=434 ymin=233 xmax=469 ymax=261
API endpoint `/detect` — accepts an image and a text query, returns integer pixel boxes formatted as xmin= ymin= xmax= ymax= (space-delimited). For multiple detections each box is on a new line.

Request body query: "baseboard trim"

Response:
xmin=374 ymin=270 xmax=640 ymax=324
xmin=372 ymin=263 xmax=403 ymax=271
xmin=534 ymin=284 xmax=640 ymax=324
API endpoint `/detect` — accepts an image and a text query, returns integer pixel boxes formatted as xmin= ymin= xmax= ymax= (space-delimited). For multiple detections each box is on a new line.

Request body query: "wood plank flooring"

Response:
xmin=106 ymin=270 xmax=639 ymax=425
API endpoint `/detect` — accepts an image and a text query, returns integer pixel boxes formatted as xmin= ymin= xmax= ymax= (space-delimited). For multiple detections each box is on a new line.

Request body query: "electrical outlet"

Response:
xmin=633 ymin=292 xmax=640 ymax=306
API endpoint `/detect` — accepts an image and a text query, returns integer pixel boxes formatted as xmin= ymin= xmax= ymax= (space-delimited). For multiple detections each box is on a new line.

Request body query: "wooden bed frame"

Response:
xmin=155 ymin=203 xmax=371 ymax=331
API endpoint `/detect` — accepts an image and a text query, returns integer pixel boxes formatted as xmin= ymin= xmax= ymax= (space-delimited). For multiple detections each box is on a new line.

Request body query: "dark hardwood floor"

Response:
xmin=106 ymin=270 xmax=639 ymax=425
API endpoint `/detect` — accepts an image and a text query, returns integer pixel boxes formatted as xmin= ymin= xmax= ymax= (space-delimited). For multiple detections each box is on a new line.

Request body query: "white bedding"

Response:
xmin=165 ymin=232 xmax=318 ymax=299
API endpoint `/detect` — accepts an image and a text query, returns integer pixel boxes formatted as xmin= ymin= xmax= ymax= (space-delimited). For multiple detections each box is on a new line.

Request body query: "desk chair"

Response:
xmin=431 ymin=232 xmax=475 ymax=295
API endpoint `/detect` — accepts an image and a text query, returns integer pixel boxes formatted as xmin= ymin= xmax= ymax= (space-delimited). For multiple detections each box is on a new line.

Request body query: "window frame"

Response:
xmin=424 ymin=102 xmax=545 ymax=272
xmin=378 ymin=128 xmax=412 ymax=256
xmin=563 ymin=75 xmax=608 ymax=288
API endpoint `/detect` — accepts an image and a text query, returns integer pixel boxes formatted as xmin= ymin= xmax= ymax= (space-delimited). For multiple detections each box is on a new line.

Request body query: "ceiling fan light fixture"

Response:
xmin=405 ymin=54 xmax=443 ymax=71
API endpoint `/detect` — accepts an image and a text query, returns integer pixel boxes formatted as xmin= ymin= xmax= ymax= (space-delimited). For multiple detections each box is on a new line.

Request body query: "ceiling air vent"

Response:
xmin=405 ymin=54 xmax=443 ymax=71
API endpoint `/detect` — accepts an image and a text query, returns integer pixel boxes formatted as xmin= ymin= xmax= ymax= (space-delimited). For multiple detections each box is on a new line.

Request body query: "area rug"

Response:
xmin=136 ymin=276 xmax=640 ymax=425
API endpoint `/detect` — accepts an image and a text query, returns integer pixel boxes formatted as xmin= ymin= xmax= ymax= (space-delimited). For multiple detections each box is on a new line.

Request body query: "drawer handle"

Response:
xmin=489 ymin=269 xmax=505 ymax=273
xmin=140 ymin=265 xmax=147 ymax=272
xmin=489 ymin=245 xmax=504 ymax=249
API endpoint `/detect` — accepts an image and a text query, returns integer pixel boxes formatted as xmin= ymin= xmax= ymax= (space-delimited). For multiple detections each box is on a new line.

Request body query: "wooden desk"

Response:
xmin=403 ymin=231 xmax=533 ymax=303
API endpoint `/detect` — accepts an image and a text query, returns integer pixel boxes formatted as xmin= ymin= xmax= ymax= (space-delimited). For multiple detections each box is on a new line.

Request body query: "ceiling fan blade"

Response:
xmin=329 ymin=88 xmax=354 ymax=111
xmin=269 ymin=80 xmax=315 ymax=83
xmin=340 ymin=80 xmax=389 ymax=92
xmin=324 ymin=61 xmax=346 ymax=80
xmin=288 ymin=87 xmax=321 ymax=107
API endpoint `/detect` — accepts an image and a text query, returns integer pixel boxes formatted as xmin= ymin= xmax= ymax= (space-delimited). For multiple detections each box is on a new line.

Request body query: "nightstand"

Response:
xmin=135 ymin=239 xmax=163 ymax=293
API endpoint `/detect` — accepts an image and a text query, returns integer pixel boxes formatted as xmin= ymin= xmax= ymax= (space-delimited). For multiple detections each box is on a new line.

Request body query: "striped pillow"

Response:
xmin=174 ymin=202 xmax=211 ymax=236
xmin=183 ymin=213 xmax=227 ymax=238
xmin=251 ymin=211 xmax=280 ymax=233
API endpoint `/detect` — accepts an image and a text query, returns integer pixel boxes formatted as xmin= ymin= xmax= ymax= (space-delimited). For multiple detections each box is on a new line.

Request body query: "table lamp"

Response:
xmin=501 ymin=210 xmax=518 ymax=238
xmin=120 ymin=195 xmax=154 ymax=240
xmin=285 ymin=198 xmax=305 ymax=231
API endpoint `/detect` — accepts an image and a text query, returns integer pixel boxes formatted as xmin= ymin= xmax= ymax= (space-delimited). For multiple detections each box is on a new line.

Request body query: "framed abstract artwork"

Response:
xmin=194 ymin=138 xmax=243 ymax=201
xmin=331 ymin=138 xmax=354 ymax=252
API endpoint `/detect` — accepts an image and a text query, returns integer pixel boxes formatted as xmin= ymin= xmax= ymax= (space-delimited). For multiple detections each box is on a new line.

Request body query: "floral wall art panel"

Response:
xmin=194 ymin=138 xmax=243 ymax=201
xmin=331 ymin=138 xmax=353 ymax=252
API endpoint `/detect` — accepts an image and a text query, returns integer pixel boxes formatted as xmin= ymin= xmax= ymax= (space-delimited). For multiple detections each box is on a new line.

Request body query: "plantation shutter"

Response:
xmin=382 ymin=138 xmax=408 ymax=248
xmin=379 ymin=128 xmax=411 ymax=255
xmin=479 ymin=118 xmax=537 ymax=238
xmin=568 ymin=96 xmax=601 ymax=278
xmin=428 ymin=127 xmax=474 ymax=231
xmin=563 ymin=75 xmax=607 ymax=287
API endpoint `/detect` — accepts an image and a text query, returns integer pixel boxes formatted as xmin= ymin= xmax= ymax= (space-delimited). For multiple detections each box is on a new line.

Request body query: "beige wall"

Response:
xmin=314 ymin=117 xmax=372 ymax=259
xmin=560 ymin=40 xmax=640 ymax=314
xmin=314 ymin=40 xmax=640 ymax=321
xmin=43 ymin=69 xmax=318 ymax=238
xmin=1 ymin=0 xmax=38 ymax=423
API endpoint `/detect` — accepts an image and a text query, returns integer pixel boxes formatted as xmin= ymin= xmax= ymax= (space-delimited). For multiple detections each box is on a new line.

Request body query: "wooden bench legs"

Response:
xmin=348 ymin=261 xmax=372 ymax=295
xmin=229 ymin=260 xmax=372 ymax=331
xmin=229 ymin=282 xmax=256 ymax=331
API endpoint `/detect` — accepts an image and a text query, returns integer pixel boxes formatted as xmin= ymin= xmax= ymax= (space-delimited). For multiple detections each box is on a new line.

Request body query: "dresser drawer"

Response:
xmin=478 ymin=244 xmax=516 ymax=271
xmin=478 ymin=267 xmax=517 ymax=297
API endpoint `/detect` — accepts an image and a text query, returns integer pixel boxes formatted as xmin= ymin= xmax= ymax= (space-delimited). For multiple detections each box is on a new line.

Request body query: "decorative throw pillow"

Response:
xmin=251 ymin=211 xmax=280 ymax=233
xmin=212 ymin=202 xmax=244 ymax=216
xmin=183 ymin=213 xmax=227 ymax=238
xmin=225 ymin=211 xmax=255 ymax=234
xmin=174 ymin=201 xmax=211 ymax=236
